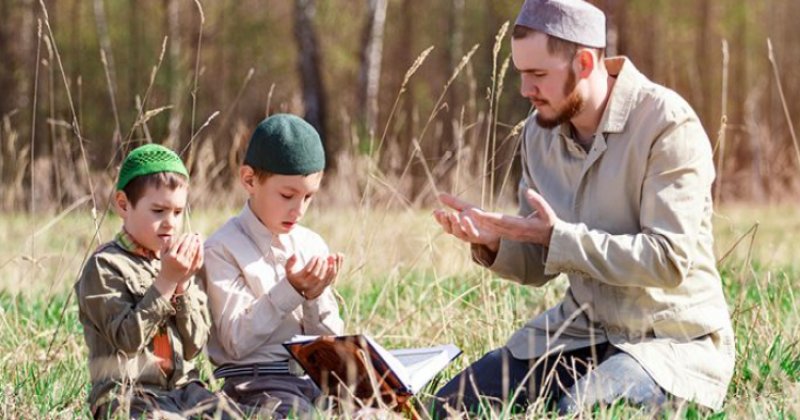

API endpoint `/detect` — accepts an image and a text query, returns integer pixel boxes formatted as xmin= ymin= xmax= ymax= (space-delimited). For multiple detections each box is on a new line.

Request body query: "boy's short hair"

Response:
xmin=123 ymin=172 xmax=189 ymax=207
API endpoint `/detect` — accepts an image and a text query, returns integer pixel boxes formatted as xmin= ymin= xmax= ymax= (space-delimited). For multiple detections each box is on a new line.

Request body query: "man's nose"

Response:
xmin=520 ymin=77 xmax=538 ymax=98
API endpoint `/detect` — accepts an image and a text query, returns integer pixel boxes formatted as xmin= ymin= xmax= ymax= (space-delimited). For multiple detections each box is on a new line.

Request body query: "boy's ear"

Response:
xmin=114 ymin=190 xmax=130 ymax=217
xmin=240 ymin=165 xmax=256 ymax=193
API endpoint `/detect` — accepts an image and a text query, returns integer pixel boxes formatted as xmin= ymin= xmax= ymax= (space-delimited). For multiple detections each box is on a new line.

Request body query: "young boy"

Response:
xmin=76 ymin=144 xmax=228 ymax=419
xmin=203 ymin=114 xmax=345 ymax=418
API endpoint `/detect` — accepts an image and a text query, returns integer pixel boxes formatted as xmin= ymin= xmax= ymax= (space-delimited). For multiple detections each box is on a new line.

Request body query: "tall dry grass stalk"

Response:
xmin=714 ymin=40 xmax=729 ymax=207
xmin=767 ymin=38 xmax=800 ymax=171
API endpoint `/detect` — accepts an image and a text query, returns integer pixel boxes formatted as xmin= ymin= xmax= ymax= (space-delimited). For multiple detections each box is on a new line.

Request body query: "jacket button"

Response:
xmin=607 ymin=326 xmax=621 ymax=336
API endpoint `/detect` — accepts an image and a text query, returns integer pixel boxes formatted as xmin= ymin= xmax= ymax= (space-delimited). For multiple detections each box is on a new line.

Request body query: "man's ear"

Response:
xmin=575 ymin=49 xmax=596 ymax=79
xmin=114 ymin=190 xmax=130 ymax=217
xmin=240 ymin=165 xmax=256 ymax=193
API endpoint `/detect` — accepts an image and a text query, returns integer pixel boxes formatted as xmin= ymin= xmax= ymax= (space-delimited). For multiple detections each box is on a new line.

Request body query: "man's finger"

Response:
xmin=524 ymin=189 xmax=551 ymax=218
xmin=438 ymin=193 xmax=474 ymax=212
xmin=461 ymin=215 xmax=480 ymax=239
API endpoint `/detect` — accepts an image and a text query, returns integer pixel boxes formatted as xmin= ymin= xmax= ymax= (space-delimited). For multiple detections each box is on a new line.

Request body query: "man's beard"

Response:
xmin=535 ymin=69 xmax=584 ymax=129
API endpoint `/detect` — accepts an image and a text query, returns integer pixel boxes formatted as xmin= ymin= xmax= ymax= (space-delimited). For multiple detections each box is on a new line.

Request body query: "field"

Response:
xmin=0 ymin=203 xmax=798 ymax=418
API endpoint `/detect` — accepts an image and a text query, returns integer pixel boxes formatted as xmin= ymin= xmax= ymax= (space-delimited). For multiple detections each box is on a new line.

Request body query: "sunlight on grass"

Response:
xmin=0 ymin=205 xmax=798 ymax=417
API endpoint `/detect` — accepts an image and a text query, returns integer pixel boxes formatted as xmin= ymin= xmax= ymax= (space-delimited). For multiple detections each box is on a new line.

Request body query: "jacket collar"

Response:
xmin=596 ymin=56 xmax=644 ymax=134
xmin=115 ymin=229 xmax=158 ymax=260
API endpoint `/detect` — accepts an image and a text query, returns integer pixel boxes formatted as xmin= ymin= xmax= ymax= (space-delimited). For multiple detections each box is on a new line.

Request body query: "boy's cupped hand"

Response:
xmin=286 ymin=253 xmax=343 ymax=300
xmin=157 ymin=233 xmax=204 ymax=293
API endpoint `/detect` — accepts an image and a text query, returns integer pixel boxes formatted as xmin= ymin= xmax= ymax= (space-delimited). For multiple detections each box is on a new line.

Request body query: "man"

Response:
xmin=432 ymin=0 xmax=734 ymax=416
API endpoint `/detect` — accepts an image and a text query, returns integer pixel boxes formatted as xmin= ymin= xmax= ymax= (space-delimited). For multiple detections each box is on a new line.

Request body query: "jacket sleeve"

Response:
xmin=543 ymin=118 xmax=715 ymax=288
xmin=203 ymin=244 xmax=305 ymax=360
xmin=77 ymin=255 xmax=174 ymax=355
xmin=475 ymin=122 xmax=559 ymax=287
xmin=173 ymin=276 xmax=211 ymax=360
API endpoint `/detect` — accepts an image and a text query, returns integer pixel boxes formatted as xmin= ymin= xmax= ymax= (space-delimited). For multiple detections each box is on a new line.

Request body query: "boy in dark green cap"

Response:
xmin=75 ymin=144 xmax=235 ymax=419
xmin=203 ymin=114 xmax=345 ymax=418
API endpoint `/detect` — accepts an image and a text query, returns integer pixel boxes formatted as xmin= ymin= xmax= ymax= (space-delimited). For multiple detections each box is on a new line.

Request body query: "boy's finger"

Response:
xmin=285 ymin=254 xmax=298 ymax=273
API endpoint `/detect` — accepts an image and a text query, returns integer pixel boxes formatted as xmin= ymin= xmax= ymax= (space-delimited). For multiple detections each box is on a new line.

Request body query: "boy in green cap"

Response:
xmin=203 ymin=114 xmax=345 ymax=418
xmin=75 ymin=144 xmax=233 ymax=419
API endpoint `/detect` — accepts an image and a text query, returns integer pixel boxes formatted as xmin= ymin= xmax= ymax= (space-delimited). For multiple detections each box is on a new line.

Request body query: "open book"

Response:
xmin=283 ymin=335 xmax=461 ymax=407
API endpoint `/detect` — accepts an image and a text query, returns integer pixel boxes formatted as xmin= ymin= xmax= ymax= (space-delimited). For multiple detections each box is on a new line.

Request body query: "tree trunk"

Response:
xmin=93 ymin=0 xmax=121 ymax=160
xmin=357 ymin=0 xmax=388 ymax=140
xmin=164 ymin=0 xmax=183 ymax=149
xmin=294 ymin=0 xmax=329 ymax=162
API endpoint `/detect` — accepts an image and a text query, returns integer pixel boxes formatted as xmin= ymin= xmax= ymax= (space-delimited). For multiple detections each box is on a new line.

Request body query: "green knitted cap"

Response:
xmin=244 ymin=114 xmax=325 ymax=175
xmin=116 ymin=144 xmax=189 ymax=190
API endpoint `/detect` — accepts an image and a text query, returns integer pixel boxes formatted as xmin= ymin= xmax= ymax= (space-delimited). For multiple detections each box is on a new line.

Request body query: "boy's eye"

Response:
xmin=280 ymin=193 xmax=293 ymax=199
xmin=152 ymin=209 xmax=164 ymax=214
xmin=174 ymin=210 xmax=183 ymax=216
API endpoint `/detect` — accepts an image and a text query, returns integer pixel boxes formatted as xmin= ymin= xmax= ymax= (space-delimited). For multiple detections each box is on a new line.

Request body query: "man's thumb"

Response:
xmin=525 ymin=189 xmax=548 ymax=216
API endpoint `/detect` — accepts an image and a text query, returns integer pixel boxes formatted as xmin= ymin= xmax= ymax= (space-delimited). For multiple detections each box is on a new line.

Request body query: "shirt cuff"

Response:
xmin=268 ymin=277 xmax=305 ymax=314
xmin=172 ymin=293 xmax=191 ymax=317
xmin=544 ymin=219 xmax=580 ymax=275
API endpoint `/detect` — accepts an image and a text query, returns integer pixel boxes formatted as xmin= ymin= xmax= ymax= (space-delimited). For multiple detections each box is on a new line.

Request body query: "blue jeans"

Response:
xmin=431 ymin=344 xmax=667 ymax=417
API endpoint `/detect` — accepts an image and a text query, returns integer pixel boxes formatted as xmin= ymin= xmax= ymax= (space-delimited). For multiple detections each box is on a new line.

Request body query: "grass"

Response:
xmin=0 ymin=205 xmax=798 ymax=418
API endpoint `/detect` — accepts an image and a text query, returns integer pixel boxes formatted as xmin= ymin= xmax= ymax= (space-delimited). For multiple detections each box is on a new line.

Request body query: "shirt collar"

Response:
xmin=596 ymin=56 xmax=644 ymax=134
xmin=115 ymin=229 xmax=158 ymax=260
xmin=238 ymin=201 xmax=285 ymax=252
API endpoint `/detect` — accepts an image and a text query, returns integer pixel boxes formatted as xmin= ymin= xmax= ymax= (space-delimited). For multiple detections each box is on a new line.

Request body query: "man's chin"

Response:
xmin=535 ymin=113 xmax=563 ymax=129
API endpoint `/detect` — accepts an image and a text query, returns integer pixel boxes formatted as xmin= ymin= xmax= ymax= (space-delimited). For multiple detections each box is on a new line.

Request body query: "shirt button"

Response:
xmin=607 ymin=326 xmax=621 ymax=336
xmin=630 ymin=331 xmax=642 ymax=341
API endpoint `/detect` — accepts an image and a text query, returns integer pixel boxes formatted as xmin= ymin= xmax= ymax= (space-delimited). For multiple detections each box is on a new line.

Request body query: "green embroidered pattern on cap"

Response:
xmin=116 ymin=144 xmax=189 ymax=190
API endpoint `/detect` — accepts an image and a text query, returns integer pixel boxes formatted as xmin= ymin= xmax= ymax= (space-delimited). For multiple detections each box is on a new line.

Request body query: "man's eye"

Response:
xmin=174 ymin=210 xmax=183 ymax=216
xmin=280 ymin=194 xmax=292 ymax=199
xmin=153 ymin=209 xmax=164 ymax=214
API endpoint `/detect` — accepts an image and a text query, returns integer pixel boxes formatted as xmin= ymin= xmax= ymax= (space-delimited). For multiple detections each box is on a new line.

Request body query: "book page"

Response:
xmin=389 ymin=344 xmax=462 ymax=394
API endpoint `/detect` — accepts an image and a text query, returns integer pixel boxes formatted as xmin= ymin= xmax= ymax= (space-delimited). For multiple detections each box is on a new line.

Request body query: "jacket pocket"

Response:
xmin=651 ymin=303 xmax=730 ymax=342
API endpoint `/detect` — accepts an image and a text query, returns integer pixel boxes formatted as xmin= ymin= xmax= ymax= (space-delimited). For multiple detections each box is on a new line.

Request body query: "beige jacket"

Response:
xmin=477 ymin=57 xmax=734 ymax=410
xmin=75 ymin=242 xmax=210 ymax=410
xmin=202 ymin=203 xmax=344 ymax=366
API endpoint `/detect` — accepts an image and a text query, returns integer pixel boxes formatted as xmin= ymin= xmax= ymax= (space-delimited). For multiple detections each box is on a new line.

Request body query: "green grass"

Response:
xmin=1 ymin=205 xmax=799 ymax=418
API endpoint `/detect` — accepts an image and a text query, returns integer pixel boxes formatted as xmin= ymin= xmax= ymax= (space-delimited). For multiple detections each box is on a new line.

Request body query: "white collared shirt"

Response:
xmin=202 ymin=203 xmax=344 ymax=366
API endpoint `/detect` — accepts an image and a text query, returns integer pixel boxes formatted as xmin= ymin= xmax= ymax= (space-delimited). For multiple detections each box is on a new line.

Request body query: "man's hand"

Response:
xmin=433 ymin=193 xmax=501 ymax=252
xmin=286 ymin=253 xmax=343 ymax=300
xmin=470 ymin=189 xmax=558 ymax=246
xmin=155 ymin=233 xmax=203 ymax=298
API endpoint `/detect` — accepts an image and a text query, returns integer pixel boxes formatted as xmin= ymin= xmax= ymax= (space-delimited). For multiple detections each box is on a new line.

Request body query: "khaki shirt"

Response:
xmin=478 ymin=57 xmax=734 ymax=409
xmin=202 ymin=203 xmax=344 ymax=366
xmin=75 ymin=242 xmax=210 ymax=410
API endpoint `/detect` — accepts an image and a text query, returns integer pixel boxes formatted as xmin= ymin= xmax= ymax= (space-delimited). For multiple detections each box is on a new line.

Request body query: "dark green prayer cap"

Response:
xmin=116 ymin=144 xmax=189 ymax=190
xmin=244 ymin=114 xmax=325 ymax=175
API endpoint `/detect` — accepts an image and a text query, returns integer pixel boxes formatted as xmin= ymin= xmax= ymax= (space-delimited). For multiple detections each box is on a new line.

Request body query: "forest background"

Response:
xmin=1 ymin=0 xmax=800 ymax=211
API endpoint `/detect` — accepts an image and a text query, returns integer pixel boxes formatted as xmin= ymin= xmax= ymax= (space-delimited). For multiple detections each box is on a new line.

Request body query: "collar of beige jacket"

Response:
xmin=596 ymin=56 xmax=644 ymax=135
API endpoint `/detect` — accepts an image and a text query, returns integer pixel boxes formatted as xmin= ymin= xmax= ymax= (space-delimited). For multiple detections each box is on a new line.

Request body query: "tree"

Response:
xmin=294 ymin=0 xmax=328 ymax=153
xmin=357 ymin=0 xmax=388 ymax=139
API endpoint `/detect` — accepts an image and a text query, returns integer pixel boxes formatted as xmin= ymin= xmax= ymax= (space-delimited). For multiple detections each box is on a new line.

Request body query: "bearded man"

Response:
xmin=432 ymin=0 xmax=734 ymax=416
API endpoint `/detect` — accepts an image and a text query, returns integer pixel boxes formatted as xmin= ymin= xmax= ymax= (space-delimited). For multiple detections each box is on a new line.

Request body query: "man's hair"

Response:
xmin=123 ymin=172 xmax=188 ymax=207
xmin=512 ymin=25 xmax=605 ymax=61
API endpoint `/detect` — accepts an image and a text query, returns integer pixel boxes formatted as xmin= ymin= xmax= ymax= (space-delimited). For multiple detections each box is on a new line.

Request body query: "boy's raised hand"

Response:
xmin=286 ymin=253 xmax=343 ymax=300
xmin=155 ymin=233 xmax=203 ymax=297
